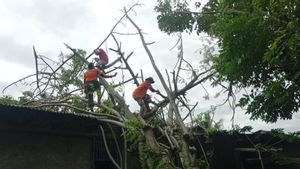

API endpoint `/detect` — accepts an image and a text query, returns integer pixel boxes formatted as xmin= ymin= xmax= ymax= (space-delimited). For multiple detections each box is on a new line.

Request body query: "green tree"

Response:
xmin=0 ymin=95 xmax=19 ymax=105
xmin=194 ymin=106 xmax=223 ymax=133
xmin=156 ymin=0 xmax=300 ymax=122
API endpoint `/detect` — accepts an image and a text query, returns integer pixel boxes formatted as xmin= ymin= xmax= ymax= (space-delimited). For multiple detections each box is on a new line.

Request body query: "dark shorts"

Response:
xmin=86 ymin=80 xmax=100 ymax=93
xmin=132 ymin=94 xmax=151 ymax=105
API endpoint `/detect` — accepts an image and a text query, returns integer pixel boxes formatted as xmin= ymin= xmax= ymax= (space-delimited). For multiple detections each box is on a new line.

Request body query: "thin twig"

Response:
xmin=33 ymin=46 xmax=41 ymax=93
xmin=85 ymin=3 xmax=141 ymax=60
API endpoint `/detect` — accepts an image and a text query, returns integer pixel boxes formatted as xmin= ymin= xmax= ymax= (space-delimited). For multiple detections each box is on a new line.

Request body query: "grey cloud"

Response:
xmin=5 ymin=0 xmax=93 ymax=36
xmin=0 ymin=35 xmax=34 ymax=67
xmin=0 ymin=81 xmax=31 ymax=97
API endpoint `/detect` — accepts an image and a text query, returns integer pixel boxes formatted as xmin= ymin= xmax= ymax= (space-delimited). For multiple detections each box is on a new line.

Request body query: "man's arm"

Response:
xmin=149 ymin=84 xmax=160 ymax=93
xmin=101 ymin=72 xmax=117 ymax=78
xmin=98 ymin=68 xmax=117 ymax=78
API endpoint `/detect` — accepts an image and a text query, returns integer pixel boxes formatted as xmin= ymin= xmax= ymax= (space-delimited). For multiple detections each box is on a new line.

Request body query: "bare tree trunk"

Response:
xmin=125 ymin=12 xmax=199 ymax=169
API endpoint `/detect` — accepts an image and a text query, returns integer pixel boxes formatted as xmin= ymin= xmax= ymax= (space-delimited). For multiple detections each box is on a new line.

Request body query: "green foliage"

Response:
xmin=71 ymin=95 xmax=87 ymax=113
xmin=231 ymin=125 xmax=253 ymax=134
xmin=123 ymin=118 xmax=174 ymax=168
xmin=95 ymin=99 xmax=121 ymax=114
xmin=155 ymin=0 xmax=195 ymax=34
xmin=239 ymin=125 xmax=253 ymax=133
xmin=268 ymin=128 xmax=300 ymax=143
xmin=250 ymin=128 xmax=300 ymax=164
xmin=18 ymin=91 xmax=34 ymax=104
xmin=156 ymin=0 xmax=300 ymax=122
xmin=140 ymin=144 xmax=169 ymax=169
xmin=194 ymin=106 xmax=223 ymax=150
xmin=0 ymin=95 xmax=19 ymax=105
xmin=123 ymin=118 xmax=143 ymax=145
xmin=57 ymin=49 xmax=86 ymax=96
xmin=194 ymin=106 xmax=223 ymax=133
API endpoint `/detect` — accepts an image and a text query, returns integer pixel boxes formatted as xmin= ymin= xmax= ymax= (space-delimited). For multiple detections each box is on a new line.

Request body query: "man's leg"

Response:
xmin=143 ymin=100 xmax=151 ymax=112
xmin=96 ymin=60 xmax=107 ymax=68
xmin=133 ymin=95 xmax=147 ymax=115
xmin=143 ymin=95 xmax=152 ymax=112
xmin=139 ymin=102 xmax=148 ymax=115
xmin=87 ymin=83 xmax=96 ymax=112
xmin=92 ymin=80 xmax=101 ymax=105
xmin=87 ymin=91 xmax=94 ymax=112
xmin=96 ymin=88 xmax=102 ymax=104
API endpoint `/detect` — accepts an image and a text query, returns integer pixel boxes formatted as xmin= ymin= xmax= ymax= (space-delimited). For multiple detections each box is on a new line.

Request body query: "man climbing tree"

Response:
xmin=84 ymin=62 xmax=116 ymax=111
xmin=94 ymin=48 xmax=109 ymax=68
xmin=132 ymin=77 xmax=160 ymax=115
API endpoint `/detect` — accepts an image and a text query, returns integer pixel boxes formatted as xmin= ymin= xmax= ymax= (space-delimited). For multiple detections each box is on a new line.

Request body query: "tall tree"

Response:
xmin=156 ymin=0 xmax=300 ymax=122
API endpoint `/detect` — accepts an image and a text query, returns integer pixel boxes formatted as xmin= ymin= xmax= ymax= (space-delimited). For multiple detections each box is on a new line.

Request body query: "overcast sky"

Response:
xmin=0 ymin=0 xmax=299 ymax=132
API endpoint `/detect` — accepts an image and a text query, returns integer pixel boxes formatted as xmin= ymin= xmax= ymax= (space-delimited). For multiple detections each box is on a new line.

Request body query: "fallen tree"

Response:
xmin=2 ymin=3 xmax=221 ymax=169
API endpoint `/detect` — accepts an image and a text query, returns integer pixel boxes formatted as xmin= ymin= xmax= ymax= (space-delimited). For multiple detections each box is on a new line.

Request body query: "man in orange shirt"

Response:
xmin=84 ymin=63 xmax=116 ymax=111
xmin=132 ymin=77 xmax=160 ymax=114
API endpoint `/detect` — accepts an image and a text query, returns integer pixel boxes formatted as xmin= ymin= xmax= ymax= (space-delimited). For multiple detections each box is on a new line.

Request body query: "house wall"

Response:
xmin=0 ymin=132 xmax=92 ymax=169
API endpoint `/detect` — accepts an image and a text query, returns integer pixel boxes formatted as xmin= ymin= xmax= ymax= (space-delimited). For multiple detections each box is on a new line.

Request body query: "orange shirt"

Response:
xmin=133 ymin=82 xmax=153 ymax=97
xmin=84 ymin=69 xmax=102 ymax=82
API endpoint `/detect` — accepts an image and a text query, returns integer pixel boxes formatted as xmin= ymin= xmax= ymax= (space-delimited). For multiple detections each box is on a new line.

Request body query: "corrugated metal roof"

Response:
xmin=0 ymin=103 xmax=104 ymax=136
xmin=0 ymin=103 xmax=98 ymax=120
